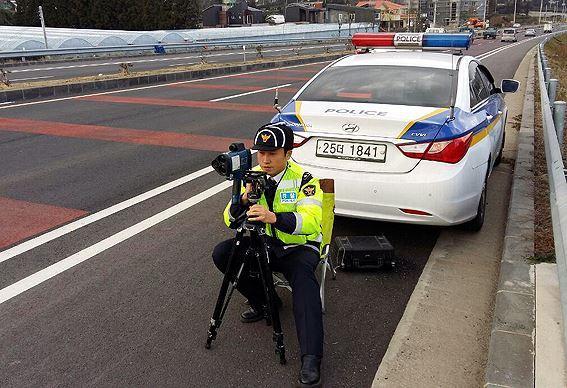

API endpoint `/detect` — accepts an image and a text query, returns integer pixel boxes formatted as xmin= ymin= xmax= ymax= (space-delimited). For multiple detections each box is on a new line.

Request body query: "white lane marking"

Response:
xmin=0 ymin=180 xmax=232 ymax=305
xmin=11 ymin=75 xmax=54 ymax=82
xmin=0 ymin=101 xmax=14 ymax=106
xmin=210 ymin=83 xmax=292 ymax=102
xmin=0 ymin=60 xmax=330 ymax=111
xmin=476 ymin=36 xmax=540 ymax=60
xmin=9 ymin=45 xmax=343 ymax=74
xmin=0 ymin=165 xmax=215 ymax=263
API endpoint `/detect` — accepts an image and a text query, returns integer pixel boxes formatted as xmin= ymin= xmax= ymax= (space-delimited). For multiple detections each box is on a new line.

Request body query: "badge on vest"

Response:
xmin=280 ymin=191 xmax=297 ymax=203
xmin=303 ymin=185 xmax=316 ymax=196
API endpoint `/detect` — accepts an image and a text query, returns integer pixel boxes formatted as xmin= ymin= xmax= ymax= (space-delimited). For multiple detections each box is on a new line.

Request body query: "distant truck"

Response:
xmin=544 ymin=23 xmax=553 ymax=33
xmin=266 ymin=14 xmax=285 ymax=25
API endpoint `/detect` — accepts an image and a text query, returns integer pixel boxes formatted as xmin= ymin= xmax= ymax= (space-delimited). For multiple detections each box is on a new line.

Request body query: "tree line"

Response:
xmin=11 ymin=0 xmax=201 ymax=30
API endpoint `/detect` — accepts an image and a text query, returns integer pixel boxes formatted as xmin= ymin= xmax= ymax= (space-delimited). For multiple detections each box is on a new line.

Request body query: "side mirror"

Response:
xmin=501 ymin=79 xmax=520 ymax=93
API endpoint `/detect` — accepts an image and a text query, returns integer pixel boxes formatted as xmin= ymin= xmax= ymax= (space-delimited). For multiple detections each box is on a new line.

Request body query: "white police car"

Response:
xmin=272 ymin=32 xmax=519 ymax=230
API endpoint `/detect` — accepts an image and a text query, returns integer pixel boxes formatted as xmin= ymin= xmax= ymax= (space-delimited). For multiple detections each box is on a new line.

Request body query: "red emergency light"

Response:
xmin=351 ymin=33 xmax=396 ymax=48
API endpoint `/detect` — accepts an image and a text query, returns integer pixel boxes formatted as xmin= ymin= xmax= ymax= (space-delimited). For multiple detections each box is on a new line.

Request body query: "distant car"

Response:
xmin=459 ymin=27 xmax=476 ymax=43
xmin=266 ymin=14 xmax=285 ymax=25
xmin=525 ymin=28 xmax=536 ymax=37
xmin=544 ymin=23 xmax=553 ymax=33
xmin=483 ymin=27 xmax=498 ymax=39
xmin=273 ymin=32 xmax=520 ymax=230
xmin=501 ymin=28 xmax=517 ymax=42
xmin=512 ymin=23 xmax=521 ymax=28
xmin=425 ymin=27 xmax=446 ymax=33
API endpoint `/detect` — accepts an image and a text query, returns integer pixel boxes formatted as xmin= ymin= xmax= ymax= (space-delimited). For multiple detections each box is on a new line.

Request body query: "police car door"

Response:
xmin=477 ymin=65 xmax=504 ymax=166
xmin=469 ymin=62 xmax=497 ymax=167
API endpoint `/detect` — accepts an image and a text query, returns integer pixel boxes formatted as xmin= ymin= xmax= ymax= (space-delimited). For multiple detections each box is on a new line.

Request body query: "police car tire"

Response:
xmin=494 ymin=130 xmax=505 ymax=166
xmin=465 ymin=168 xmax=488 ymax=232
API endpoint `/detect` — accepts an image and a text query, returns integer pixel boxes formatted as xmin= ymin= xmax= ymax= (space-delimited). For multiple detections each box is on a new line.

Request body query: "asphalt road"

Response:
xmin=0 ymin=31 xmax=551 ymax=387
xmin=5 ymin=43 xmax=348 ymax=85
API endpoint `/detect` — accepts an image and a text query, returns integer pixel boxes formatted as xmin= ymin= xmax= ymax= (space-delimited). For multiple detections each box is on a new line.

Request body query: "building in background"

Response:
xmin=202 ymin=0 xmax=264 ymax=27
xmin=285 ymin=2 xmax=325 ymax=23
xmin=357 ymin=0 xmax=414 ymax=30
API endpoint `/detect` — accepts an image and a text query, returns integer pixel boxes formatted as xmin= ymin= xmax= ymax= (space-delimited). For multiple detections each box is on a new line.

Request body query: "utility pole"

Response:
xmin=433 ymin=0 xmax=438 ymax=26
xmin=513 ymin=0 xmax=517 ymax=23
xmin=539 ymin=0 xmax=544 ymax=24
xmin=38 ymin=6 xmax=48 ymax=49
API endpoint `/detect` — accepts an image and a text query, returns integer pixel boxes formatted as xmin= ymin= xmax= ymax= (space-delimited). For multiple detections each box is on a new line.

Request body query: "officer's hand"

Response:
xmin=241 ymin=183 xmax=253 ymax=205
xmin=247 ymin=204 xmax=276 ymax=224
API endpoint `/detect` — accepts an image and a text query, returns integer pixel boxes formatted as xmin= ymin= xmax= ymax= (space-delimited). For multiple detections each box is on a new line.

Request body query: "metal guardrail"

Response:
xmin=0 ymin=37 xmax=353 ymax=60
xmin=0 ymin=27 xmax=375 ymax=60
xmin=537 ymin=35 xmax=567 ymax=353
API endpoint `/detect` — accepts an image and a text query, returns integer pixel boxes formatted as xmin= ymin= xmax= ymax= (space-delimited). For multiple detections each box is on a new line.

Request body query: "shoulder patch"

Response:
xmin=302 ymin=185 xmax=316 ymax=197
xmin=301 ymin=172 xmax=313 ymax=187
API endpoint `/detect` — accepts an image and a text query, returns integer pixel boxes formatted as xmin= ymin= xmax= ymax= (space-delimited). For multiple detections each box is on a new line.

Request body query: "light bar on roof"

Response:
xmin=352 ymin=32 xmax=471 ymax=50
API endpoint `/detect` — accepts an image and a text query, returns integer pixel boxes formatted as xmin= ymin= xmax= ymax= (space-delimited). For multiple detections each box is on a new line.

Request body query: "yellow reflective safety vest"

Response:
xmin=223 ymin=161 xmax=323 ymax=248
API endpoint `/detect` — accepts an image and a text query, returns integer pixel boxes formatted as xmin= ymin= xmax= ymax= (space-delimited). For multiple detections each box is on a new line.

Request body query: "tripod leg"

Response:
xmin=252 ymin=232 xmax=287 ymax=365
xmin=206 ymin=231 xmax=246 ymax=349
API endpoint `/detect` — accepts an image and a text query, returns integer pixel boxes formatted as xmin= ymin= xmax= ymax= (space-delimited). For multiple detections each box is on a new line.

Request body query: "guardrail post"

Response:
xmin=242 ymin=45 xmax=246 ymax=62
xmin=548 ymin=79 xmax=559 ymax=103
xmin=554 ymin=101 xmax=566 ymax=146
xmin=545 ymin=67 xmax=552 ymax=82
xmin=0 ymin=68 xmax=11 ymax=87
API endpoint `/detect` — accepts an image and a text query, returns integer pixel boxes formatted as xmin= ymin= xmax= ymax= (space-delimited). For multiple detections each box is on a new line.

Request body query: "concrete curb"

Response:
xmin=0 ymin=53 xmax=345 ymax=104
xmin=484 ymin=54 xmax=536 ymax=388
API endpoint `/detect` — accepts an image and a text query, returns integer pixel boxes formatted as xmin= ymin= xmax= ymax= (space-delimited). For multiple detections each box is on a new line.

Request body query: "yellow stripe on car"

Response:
xmin=471 ymin=114 xmax=501 ymax=147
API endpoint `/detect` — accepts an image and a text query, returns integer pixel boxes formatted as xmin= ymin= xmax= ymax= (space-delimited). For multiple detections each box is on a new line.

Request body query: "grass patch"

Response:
xmin=528 ymin=253 xmax=556 ymax=264
xmin=533 ymin=58 xmax=556 ymax=262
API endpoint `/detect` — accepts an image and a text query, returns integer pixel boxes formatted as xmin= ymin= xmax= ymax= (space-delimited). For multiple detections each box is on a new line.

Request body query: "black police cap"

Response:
xmin=252 ymin=122 xmax=294 ymax=151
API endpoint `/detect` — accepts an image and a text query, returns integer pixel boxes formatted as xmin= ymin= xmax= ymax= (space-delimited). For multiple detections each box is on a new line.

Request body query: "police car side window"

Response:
xmin=469 ymin=63 xmax=489 ymax=108
xmin=469 ymin=63 xmax=482 ymax=108
xmin=478 ymin=68 xmax=495 ymax=95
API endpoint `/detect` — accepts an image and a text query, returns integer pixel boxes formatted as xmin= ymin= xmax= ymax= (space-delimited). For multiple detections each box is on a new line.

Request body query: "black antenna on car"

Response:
xmin=448 ymin=38 xmax=460 ymax=121
xmin=273 ymin=18 xmax=284 ymax=115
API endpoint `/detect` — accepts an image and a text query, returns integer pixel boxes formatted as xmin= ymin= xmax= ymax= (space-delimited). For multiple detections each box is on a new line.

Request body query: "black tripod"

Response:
xmin=205 ymin=217 xmax=287 ymax=365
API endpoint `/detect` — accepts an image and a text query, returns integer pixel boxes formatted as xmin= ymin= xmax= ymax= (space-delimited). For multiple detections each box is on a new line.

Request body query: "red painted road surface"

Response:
xmin=0 ymin=117 xmax=253 ymax=152
xmin=0 ymin=197 xmax=87 ymax=249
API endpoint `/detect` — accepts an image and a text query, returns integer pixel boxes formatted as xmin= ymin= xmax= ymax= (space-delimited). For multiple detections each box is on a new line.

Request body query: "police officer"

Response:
xmin=212 ymin=122 xmax=324 ymax=387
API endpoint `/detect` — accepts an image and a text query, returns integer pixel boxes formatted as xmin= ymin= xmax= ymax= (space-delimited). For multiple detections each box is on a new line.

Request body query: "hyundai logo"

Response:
xmin=342 ymin=123 xmax=360 ymax=133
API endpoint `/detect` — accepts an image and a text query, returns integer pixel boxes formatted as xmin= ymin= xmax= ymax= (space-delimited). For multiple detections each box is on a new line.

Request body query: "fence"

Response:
xmin=0 ymin=23 xmax=376 ymax=60
xmin=537 ymin=35 xmax=567 ymax=352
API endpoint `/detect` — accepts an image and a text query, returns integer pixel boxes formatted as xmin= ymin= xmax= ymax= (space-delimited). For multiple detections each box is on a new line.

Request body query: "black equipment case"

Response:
xmin=332 ymin=235 xmax=395 ymax=270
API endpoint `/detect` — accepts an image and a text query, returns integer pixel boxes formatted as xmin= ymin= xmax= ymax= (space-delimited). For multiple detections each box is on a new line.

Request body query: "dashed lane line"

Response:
xmin=210 ymin=83 xmax=292 ymax=102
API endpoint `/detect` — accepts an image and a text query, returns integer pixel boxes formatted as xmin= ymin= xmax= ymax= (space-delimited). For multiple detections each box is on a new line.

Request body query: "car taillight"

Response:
xmin=397 ymin=132 xmax=473 ymax=164
xmin=293 ymin=134 xmax=309 ymax=148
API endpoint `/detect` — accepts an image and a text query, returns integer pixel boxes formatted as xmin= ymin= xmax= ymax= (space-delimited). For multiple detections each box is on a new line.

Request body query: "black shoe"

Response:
xmin=298 ymin=355 xmax=321 ymax=387
xmin=240 ymin=298 xmax=283 ymax=323
xmin=240 ymin=306 xmax=264 ymax=323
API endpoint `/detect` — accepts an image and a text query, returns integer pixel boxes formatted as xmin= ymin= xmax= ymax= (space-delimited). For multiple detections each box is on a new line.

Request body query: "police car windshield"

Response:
xmin=297 ymin=65 xmax=456 ymax=108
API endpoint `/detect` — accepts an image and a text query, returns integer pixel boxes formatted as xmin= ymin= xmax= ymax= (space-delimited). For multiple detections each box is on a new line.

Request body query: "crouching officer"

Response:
xmin=212 ymin=122 xmax=324 ymax=387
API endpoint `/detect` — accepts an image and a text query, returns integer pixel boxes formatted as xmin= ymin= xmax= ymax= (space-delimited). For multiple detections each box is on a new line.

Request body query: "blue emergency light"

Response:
xmin=352 ymin=32 xmax=472 ymax=50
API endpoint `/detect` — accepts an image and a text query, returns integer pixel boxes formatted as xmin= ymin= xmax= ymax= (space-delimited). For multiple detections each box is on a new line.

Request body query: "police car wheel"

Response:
xmin=465 ymin=171 xmax=488 ymax=232
xmin=494 ymin=130 xmax=505 ymax=166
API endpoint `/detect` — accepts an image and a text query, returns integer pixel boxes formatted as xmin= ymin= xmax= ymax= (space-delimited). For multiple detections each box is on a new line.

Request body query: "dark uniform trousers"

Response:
xmin=212 ymin=237 xmax=324 ymax=357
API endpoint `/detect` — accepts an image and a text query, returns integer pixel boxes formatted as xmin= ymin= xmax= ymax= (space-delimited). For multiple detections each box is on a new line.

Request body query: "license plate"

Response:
xmin=316 ymin=139 xmax=387 ymax=163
